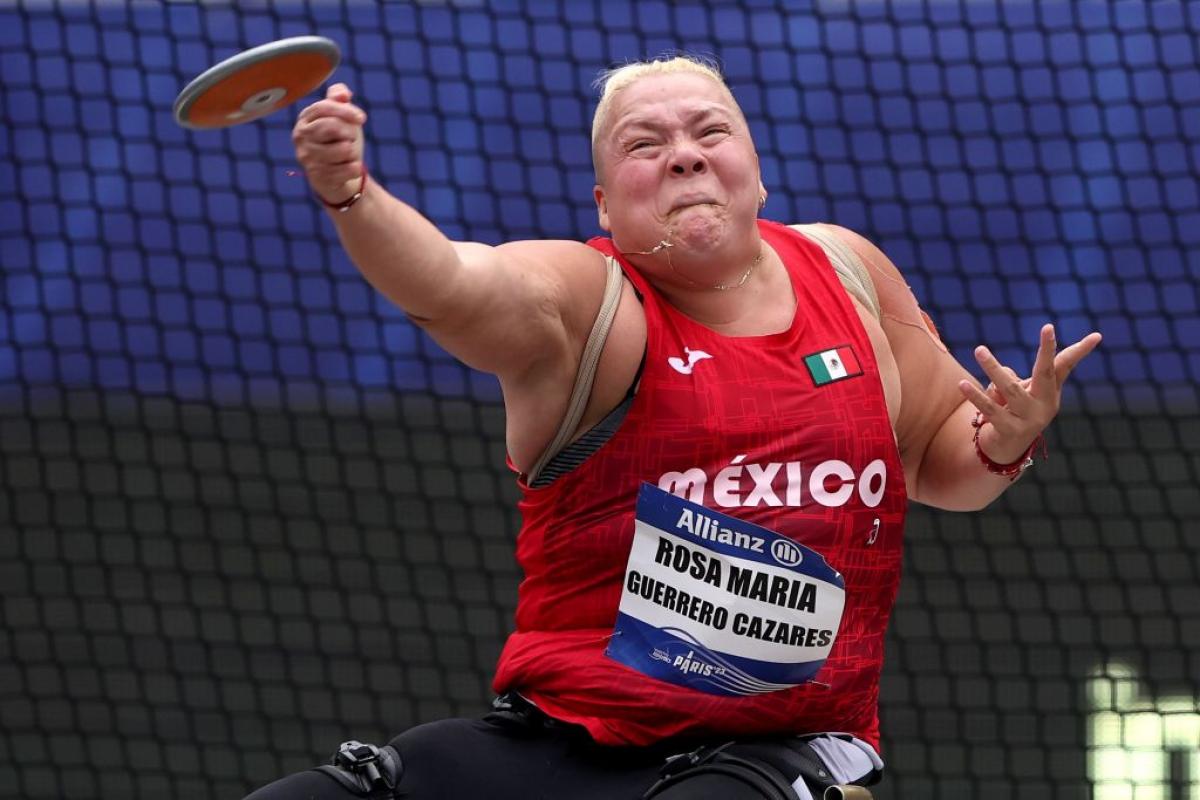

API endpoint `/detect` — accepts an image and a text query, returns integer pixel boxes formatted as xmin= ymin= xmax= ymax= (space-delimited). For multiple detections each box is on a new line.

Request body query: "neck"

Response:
xmin=627 ymin=231 xmax=763 ymax=291
xmin=668 ymin=246 xmax=762 ymax=291
xmin=648 ymin=244 xmax=789 ymax=334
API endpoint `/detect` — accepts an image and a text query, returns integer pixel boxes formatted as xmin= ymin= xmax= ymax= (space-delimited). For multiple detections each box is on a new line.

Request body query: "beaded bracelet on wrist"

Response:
xmin=317 ymin=164 xmax=368 ymax=213
xmin=971 ymin=411 xmax=1047 ymax=481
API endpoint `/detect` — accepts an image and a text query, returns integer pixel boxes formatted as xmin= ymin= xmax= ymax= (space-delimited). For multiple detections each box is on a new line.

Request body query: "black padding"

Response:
xmin=243 ymin=768 xmax=378 ymax=799
xmin=642 ymin=743 xmax=798 ymax=799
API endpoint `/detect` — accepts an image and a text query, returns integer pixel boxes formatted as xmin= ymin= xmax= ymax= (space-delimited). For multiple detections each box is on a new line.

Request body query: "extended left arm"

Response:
xmin=823 ymin=225 xmax=1102 ymax=512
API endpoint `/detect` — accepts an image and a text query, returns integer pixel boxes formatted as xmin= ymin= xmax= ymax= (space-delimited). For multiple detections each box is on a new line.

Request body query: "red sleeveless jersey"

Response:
xmin=493 ymin=220 xmax=907 ymax=749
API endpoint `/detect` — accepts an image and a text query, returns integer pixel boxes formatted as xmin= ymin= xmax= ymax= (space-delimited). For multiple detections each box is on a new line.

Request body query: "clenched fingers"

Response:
xmin=291 ymin=82 xmax=368 ymax=198
xmin=296 ymin=98 xmax=366 ymax=128
xmin=294 ymin=117 xmax=361 ymax=152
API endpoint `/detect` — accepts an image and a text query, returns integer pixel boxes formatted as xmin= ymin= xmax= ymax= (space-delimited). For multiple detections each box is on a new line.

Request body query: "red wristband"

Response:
xmin=317 ymin=164 xmax=368 ymax=212
xmin=971 ymin=411 xmax=1047 ymax=481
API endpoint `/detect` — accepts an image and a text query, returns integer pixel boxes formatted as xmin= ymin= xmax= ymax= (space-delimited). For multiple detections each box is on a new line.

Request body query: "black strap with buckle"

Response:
xmin=314 ymin=739 xmax=401 ymax=797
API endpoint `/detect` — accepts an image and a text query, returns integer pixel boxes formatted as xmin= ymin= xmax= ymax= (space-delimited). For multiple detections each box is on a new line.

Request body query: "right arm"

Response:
xmin=293 ymin=84 xmax=621 ymax=470
xmin=293 ymin=83 xmax=607 ymax=384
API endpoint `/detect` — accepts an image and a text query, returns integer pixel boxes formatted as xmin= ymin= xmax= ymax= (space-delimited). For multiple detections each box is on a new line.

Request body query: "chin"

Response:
xmin=669 ymin=210 xmax=729 ymax=252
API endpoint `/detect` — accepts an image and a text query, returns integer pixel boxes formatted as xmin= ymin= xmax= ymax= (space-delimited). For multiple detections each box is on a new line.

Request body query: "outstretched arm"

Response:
xmin=824 ymin=225 xmax=1102 ymax=512
xmin=292 ymin=83 xmax=606 ymax=383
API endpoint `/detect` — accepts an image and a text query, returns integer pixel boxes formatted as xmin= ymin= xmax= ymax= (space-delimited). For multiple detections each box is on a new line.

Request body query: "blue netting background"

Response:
xmin=1 ymin=2 xmax=1197 ymax=798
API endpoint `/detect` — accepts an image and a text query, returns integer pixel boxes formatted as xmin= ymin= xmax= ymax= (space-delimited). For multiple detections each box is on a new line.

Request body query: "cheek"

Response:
xmin=620 ymin=162 xmax=661 ymax=194
xmin=713 ymin=152 xmax=757 ymax=188
xmin=609 ymin=164 xmax=662 ymax=215
xmin=709 ymin=140 xmax=757 ymax=176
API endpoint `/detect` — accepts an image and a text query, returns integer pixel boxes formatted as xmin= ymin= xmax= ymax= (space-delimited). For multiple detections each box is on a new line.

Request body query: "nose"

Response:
xmin=668 ymin=143 xmax=707 ymax=175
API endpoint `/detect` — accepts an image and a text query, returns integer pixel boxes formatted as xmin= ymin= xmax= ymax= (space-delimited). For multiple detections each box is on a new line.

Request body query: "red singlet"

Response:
xmin=493 ymin=221 xmax=907 ymax=750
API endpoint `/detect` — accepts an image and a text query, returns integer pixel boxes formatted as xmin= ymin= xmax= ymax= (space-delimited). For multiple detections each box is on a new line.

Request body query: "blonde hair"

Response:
xmin=591 ymin=55 xmax=742 ymax=179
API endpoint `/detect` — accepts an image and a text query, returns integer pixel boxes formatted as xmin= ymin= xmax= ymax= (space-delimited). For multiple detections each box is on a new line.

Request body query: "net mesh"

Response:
xmin=1 ymin=2 xmax=1198 ymax=798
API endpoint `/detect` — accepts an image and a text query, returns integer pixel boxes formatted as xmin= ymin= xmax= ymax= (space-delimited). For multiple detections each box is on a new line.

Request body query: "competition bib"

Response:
xmin=606 ymin=483 xmax=846 ymax=696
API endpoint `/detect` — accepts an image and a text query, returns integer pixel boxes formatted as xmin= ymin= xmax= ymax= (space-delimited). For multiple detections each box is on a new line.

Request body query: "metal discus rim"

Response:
xmin=172 ymin=35 xmax=341 ymax=130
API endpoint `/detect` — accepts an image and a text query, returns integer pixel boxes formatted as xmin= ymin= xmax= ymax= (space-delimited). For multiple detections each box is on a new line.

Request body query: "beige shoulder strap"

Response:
xmin=792 ymin=224 xmax=880 ymax=321
xmin=526 ymin=255 xmax=625 ymax=484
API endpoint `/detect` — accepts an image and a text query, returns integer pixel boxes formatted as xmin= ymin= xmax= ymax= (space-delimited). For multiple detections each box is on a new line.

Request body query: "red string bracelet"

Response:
xmin=317 ymin=164 xmax=368 ymax=212
xmin=971 ymin=411 xmax=1047 ymax=481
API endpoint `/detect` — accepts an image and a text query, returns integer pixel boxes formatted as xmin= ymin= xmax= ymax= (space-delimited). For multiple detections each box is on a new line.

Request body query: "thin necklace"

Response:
xmin=669 ymin=248 xmax=764 ymax=291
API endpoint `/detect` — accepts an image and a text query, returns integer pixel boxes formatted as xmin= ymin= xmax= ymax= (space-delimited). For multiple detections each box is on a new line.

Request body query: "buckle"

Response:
xmin=660 ymin=751 xmax=701 ymax=777
xmin=333 ymin=740 xmax=389 ymax=789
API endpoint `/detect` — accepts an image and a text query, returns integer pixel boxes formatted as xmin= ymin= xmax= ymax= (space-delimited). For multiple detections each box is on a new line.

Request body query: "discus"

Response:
xmin=173 ymin=36 xmax=341 ymax=130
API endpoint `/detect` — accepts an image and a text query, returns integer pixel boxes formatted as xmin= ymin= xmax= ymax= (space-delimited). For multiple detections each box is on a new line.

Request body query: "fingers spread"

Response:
xmin=1054 ymin=331 xmax=1103 ymax=383
xmin=959 ymin=379 xmax=1006 ymax=422
xmin=965 ymin=330 xmax=1098 ymax=448
xmin=974 ymin=346 xmax=1029 ymax=411
xmin=1029 ymin=323 xmax=1058 ymax=396
xmin=984 ymin=382 xmax=1006 ymax=407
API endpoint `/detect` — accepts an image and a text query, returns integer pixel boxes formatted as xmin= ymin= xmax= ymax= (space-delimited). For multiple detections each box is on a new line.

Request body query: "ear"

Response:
xmin=594 ymin=184 xmax=611 ymax=232
xmin=752 ymin=148 xmax=767 ymax=209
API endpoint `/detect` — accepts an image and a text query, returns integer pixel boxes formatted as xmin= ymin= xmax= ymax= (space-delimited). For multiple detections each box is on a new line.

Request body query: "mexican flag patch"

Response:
xmin=804 ymin=345 xmax=862 ymax=386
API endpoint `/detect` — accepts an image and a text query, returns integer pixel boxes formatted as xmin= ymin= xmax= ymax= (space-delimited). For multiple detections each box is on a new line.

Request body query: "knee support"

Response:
xmin=313 ymin=740 xmax=402 ymax=797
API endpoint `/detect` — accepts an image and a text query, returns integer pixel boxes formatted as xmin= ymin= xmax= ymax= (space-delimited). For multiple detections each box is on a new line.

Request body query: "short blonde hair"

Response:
xmin=590 ymin=55 xmax=741 ymax=179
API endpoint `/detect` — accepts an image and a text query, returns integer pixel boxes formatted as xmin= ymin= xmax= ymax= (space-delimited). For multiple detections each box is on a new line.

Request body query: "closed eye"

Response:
xmin=628 ymin=139 xmax=658 ymax=152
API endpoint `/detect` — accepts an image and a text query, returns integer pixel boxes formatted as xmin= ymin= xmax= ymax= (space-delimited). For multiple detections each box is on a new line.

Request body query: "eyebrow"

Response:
xmin=611 ymin=105 xmax=732 ymax=139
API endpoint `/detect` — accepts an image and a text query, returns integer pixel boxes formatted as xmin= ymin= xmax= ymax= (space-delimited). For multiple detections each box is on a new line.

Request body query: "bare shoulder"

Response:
xmin=791 ymin=222 xmax=909 ymax=286
xmin=789 ymin=223 xmax=945 ymax=344
xmin=494 ymin=237 xmax=607 ymax=268
xmin=491 ymin=239 xmax=612 ymax=340
xmin=493 ymin=239 xmax=646 ymax=474
xmin=492 ymin=238 xmax=608 ymax=279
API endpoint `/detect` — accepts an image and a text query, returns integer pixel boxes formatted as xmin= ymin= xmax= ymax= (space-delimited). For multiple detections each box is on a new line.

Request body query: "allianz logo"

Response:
xmin=658 ymin=455 xmax=888 ymax=509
